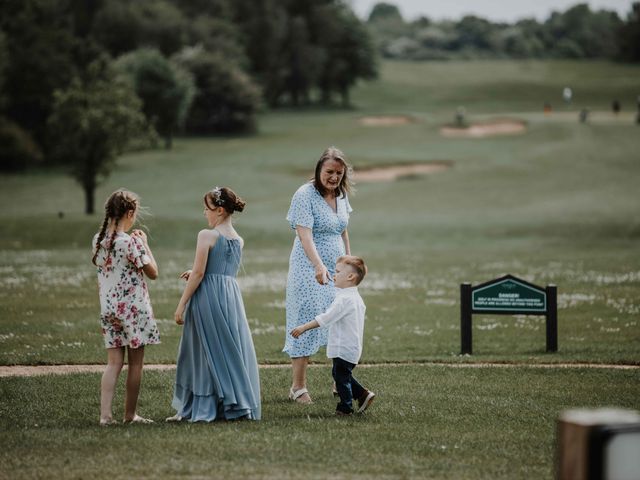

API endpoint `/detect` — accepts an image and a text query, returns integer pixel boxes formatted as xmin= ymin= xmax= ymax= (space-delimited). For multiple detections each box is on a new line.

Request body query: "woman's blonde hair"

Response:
xmin=313 ymin=146 xmax=353 ymax=198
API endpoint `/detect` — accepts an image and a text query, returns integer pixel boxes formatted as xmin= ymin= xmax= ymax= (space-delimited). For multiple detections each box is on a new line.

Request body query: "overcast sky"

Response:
xmin=348 ymin=0 xmax=632 ymax=22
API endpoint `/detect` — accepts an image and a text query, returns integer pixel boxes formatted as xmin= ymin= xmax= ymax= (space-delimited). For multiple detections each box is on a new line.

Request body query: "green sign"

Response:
xmin=472 ymin=277 xmax=546 ymax=312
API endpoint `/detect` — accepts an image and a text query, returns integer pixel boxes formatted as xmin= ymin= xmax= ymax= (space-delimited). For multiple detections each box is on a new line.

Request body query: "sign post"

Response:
xmin=460 ymin=274 xmax=557 ymax=354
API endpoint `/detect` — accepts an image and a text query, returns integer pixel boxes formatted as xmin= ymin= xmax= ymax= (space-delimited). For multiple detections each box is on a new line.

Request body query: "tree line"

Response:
xmin=0 ymin=0 xmax=377 ymax=213
xmin=367 ymin=2 xmax=640 ymax=62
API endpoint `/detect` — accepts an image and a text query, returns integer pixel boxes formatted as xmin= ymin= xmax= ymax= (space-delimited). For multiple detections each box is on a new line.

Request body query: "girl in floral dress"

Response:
xmin=92 ymin=189 xmax=160 ymax=426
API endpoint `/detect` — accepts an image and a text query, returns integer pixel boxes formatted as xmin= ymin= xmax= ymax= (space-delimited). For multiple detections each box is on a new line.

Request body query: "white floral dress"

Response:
xmin=93 ymin=232 xmax=160 ymax=349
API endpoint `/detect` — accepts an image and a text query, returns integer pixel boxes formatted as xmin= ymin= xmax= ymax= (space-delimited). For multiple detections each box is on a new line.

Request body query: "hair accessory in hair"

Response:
xmin=211 ymin=186 xmax=224 ymax=205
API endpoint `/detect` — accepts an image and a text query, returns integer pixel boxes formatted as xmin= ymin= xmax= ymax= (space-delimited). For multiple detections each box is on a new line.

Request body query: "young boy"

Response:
xmin=290 ymin=255 xmax=375 ymax=415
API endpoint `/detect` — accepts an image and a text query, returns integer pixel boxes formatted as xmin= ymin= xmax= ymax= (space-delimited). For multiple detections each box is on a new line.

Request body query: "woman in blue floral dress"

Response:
xmin=284 ymin=147 xmax=353 ymax=404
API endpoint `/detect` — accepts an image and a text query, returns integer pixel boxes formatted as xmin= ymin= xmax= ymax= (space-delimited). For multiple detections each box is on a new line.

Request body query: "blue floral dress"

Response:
xmin=284 ymin=182 xmax=352 ymax=358
xmin=93 ymin=232 xmax=160 ymax=349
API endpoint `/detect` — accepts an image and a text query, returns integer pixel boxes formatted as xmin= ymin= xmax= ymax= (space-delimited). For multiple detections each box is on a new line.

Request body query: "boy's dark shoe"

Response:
xmin=335 ymin=410 xmax=353 ymax=416
xmin=357 ymin=390 xmax=376 ymax=413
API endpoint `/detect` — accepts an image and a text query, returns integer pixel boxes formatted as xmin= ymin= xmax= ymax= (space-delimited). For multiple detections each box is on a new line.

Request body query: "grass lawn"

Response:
xmin=1 ymin=59 xmax=639 ymax=478
xmin=1 ymin=365 xmax=639 ymax=479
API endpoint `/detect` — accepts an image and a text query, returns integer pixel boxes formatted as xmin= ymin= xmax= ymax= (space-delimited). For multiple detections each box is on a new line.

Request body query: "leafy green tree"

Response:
xmin=618 ymin=2 xmax=640 ymax=61
xmin=186 ymin=16 xmax=247 ymax=64
xmin=366 ymin=1 xmax=408 ymax=54
xmin=0 ymin=0 xmax=80 ymax=148
xmin=233 ymin=0 xmax=289 ymax=107
xmin=0 ymin=117 xmax=44 ymax=171
xmin=174 ymin=47 xmax=261 ymax=133
xmin=47 ymin=58 xmax=148 ymax=214
xmin=0 ymin=31 xmax=7 ymax=110
xmin=285 ymin=15 xmax=325 ymax=106
xmin=172 ymin=0 xmax=232 ymax=18
xmin=93 ymin=0 xmax=188 ymax=57
xmin=232 ymin=0 xmax=377 ymax=107
xmin=454 ymin=15 xmax=495 ymax=51
xmin=499 ymin=21 xmax=545 ymax=58
xmin=315 ymin=4 xmax=378 ymax=106
xmin=544 ymin=4 xmax=621 ymax=58
xmin=368 ymin=2 xmax=403 ymax=23
xmin=116 ymin=48 xmax=195 ymax=149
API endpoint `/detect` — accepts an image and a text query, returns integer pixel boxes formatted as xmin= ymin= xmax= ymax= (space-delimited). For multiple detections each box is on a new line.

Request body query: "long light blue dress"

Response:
xmin=284 ymin=182 xmax=352 ymax=358
xmin=171 ymin=234 xmax=261 ymax=421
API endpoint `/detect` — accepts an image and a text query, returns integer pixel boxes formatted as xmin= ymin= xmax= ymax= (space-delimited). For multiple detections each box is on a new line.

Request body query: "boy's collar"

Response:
xmin=336 ymin=286 xmax=358 ymax=293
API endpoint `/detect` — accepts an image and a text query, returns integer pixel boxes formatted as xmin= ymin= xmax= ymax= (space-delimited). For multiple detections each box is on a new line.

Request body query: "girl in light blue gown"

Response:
xmin=168 ymin=187 xmax=261 ymax=422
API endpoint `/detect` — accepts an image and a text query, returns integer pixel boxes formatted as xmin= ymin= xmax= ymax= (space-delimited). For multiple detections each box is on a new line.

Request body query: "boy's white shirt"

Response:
xmin=315 ymin=286 xmax=366 ymax=365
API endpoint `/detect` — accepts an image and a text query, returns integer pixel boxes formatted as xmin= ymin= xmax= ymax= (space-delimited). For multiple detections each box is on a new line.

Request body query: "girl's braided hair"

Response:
xmin=92 ymin=190 xmax=139 ymax=266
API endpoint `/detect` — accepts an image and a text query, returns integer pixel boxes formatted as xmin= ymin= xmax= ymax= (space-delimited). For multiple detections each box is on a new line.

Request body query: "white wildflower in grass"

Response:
xmin=247 ymin=317 xmax=284 ymax=335
xmin=424 ymin=297 xmax=456 ymax=306
xmin=64 ymin=300 xmax=94 ymax=309
xmin=0 ymin=333 xmax=16 ymax=342
xmin=265 ymin=300 xmax=286 ymax=309
xmin=606 ymin=297 xmax=640 ymax=315
xmin=513 ymin=316 xmax=542 ymax=331
xmin=558 ymin=293 xmax=596 ymax=308
xmin=575 ymin=270 xmax=640 ymax=285
xmin=0 ymin=275 xmax=27 ymax=288
xmin=54 ymin=321 xmax=74 ymax=328
xmin=426 ymin=289 xmax=446 ymax=296
xmin=237 ymin=271 xmax=287 ymax=292
xmin=251 ymin=324 xmax=282 ymax=335
xmin=361 ymin=273 xmax=413 ymax=291
xmin=412 ymin=327 xmax=433 ymax=336
xmin=479 ymin=260 xmax=525 ymax=271
xmin=154 ymin=318 xmax=176 ymax=325
xmin=476 ymin=322 xmax=500 ymax=331
xmin=600 ymin=327 xmax=621 ymax=333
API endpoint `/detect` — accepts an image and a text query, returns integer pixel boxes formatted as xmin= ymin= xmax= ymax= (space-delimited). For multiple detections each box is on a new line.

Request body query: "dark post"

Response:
xmin=460 ymin=283 xmax=472 ymax=354
xmin=546 ymin=285 xmax=558 ymax=352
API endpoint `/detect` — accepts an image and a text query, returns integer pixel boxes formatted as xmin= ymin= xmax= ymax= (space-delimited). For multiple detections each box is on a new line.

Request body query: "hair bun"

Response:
xmin=234 ymin=198 xmax=246 ymax=213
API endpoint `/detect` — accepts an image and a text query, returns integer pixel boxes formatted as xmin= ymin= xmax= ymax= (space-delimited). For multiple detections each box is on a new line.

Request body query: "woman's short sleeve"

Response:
xmin=287 ymin=184 xmax=314 ymax=230
xmin=344 ymin=194 xmax=353 ymax=214
xmin=126 ymin=236 xmax=151 ymax=269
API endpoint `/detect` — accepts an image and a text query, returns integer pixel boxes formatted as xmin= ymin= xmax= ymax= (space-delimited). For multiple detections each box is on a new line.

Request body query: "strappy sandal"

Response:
xmin=289 ymin=387 xmax=313 ymax=404
xmin=165 ymin=414 xmax=184 ymax=423
xmin=123 ymin=414 xmax=154 ymax=424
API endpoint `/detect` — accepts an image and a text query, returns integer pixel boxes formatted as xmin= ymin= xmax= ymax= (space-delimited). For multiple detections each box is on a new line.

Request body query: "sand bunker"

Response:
xmin=353 ymin=162 xmax=451 ymax=182
xmin=359 ymin=115 xmax=415 ymax=126
xmin=440 ymin=119 xmax=527 ymax=138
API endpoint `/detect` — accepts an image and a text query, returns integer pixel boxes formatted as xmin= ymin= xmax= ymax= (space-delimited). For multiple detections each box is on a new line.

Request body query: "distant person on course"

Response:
xmin=284 ymin=146 xmax=354 ymax=404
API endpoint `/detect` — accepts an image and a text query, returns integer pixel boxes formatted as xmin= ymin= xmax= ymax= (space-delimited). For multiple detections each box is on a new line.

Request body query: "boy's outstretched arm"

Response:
xmin=290 ymin=320 xmax=320 ymax=338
